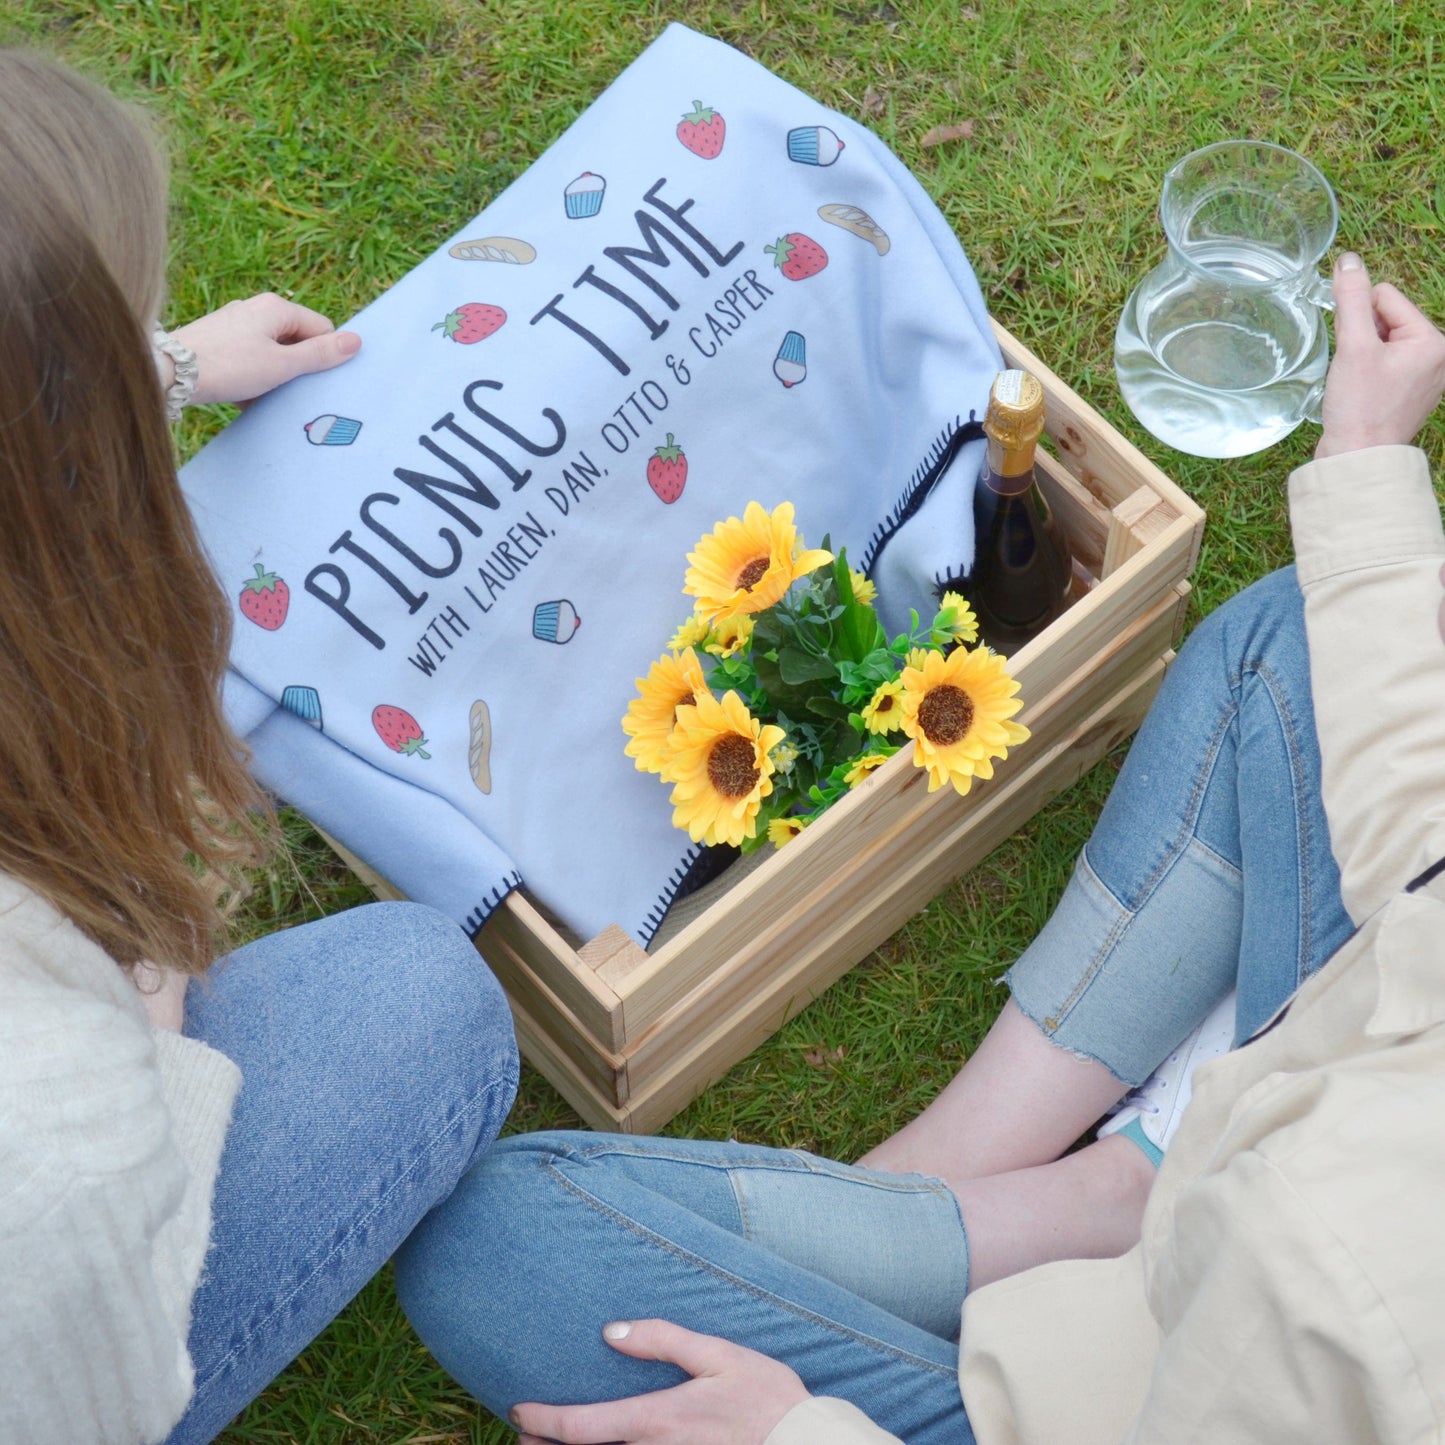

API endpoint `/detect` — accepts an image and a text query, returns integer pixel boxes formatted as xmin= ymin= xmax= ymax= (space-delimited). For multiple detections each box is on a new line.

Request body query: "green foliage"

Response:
xmin=6 ymin=0 xmax=1440 ymax=1437
xmin=640 ymin=533 xmax=982 ymax=851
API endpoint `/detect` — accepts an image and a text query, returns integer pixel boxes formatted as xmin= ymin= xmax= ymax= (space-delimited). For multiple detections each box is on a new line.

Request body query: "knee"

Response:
xmin=1201 ymin=566 xmax=1304 ymax=658
xmin=336 ymin=901 xmax=519 ymax=1107
xmin=1181 ymin=566 xmax=1306 ymax=690
xmin=342 ymin=901 xmax=509 ymax=1023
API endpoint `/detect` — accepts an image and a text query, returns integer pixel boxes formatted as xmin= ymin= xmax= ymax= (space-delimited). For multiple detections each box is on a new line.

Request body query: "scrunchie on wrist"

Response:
xmin=151 ymin=329 xmax=199 ymax=423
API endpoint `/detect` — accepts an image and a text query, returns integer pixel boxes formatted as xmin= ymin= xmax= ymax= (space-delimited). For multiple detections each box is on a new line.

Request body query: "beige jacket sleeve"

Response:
xmin=766 ymin=1395 xmax=905 ymax=1445
xmin=1287 ymin=445 xmax=1445 ymax=915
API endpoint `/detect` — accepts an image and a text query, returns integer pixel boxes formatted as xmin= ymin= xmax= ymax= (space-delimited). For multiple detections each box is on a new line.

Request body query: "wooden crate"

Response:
xmin=338 ymin=321 xmax=1204 ymax=1134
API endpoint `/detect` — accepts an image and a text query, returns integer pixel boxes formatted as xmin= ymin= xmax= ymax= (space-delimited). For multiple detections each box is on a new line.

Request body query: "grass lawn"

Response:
xmin=6 ymin=0 xmax=1442 ymax=1439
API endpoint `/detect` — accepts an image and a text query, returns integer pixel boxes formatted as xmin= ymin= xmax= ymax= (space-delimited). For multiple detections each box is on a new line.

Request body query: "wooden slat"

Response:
xmin=615 ymin=662 xmax=1168 ymax=1133
xmin=1103 ymin=486 xmax=1173 ymax=578
xmin=1036 ymin=447 xmax=1110 ymax=576
xmin=608 ymin=587 xmax=1181 ymax=1051
xmin=577 ymin=924 xmax=649 ymax=978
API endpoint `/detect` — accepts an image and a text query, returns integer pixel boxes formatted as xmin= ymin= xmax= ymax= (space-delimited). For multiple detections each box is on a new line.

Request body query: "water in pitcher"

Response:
xmin=1116 ymin=238 xmax=1330 ymax=459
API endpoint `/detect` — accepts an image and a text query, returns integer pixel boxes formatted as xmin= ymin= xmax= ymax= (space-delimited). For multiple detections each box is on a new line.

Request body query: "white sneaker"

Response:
xmin=1098 ymin=989 xmax=1238 ymax=1160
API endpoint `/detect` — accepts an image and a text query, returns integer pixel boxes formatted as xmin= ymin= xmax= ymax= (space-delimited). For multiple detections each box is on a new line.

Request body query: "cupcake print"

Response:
xmin=304 ymin=414 xmax=362 ymax=446
xmin=564 ymin=172 xmax=606 ymax=219
xmin=280 ymin=684 xmax=323 ymax=730
xmin=774 ymin=331 xmax=807 ymax=388
xmin=787 ymin=126 xmax=846 ymax=166
xmin=533 ymin=599 xmax=582 ymax=644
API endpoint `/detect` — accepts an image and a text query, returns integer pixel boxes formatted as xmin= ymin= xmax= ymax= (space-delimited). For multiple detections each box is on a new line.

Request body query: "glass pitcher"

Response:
xmin=1115 ymin=140 xmax=1338 ymax=459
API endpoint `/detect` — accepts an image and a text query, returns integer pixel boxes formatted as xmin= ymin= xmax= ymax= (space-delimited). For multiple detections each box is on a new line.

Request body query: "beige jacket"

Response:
xmin=770 ymin=444 xmax=1445 ymax=1444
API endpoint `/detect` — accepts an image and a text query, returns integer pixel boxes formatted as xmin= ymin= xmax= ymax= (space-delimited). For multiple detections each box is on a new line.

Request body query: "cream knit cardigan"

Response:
xmin=0 ymin=873 xmax=240 ymax=1443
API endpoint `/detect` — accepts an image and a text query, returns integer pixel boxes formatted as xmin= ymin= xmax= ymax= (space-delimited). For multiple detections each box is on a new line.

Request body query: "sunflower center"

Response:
xmin=672 ymin=690 xmax=696 ymax=723
xmin=707 ymin=733 xmax=761 ymax=798
xmin=918 ymin=684 xmax=973 ymax=746
xmin=736 ymin=557 xmax=770 ymax=592
xmin=875 ymin=694 xmax=895 ymax=714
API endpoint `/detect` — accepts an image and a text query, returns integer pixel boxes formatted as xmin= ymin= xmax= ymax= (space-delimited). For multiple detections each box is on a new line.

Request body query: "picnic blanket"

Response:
xmin=182 ymin=22 xmax=1003 ymax=945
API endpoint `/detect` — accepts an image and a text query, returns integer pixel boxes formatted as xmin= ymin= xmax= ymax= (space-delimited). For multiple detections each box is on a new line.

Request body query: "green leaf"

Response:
xmin=805 ymin=695 xmax=851 ymax=721
xmin=778 ymin=645 xmax=838 ymax=686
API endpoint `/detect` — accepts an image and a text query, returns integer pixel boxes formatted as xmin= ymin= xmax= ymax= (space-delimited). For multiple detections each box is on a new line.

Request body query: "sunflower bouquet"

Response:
xmin=623 ymin=501 xmax=1031 ymax=853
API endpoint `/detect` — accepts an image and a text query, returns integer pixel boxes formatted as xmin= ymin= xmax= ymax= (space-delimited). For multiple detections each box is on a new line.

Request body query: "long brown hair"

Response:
xmin=0 ymin=50 xmax=273 ymax=975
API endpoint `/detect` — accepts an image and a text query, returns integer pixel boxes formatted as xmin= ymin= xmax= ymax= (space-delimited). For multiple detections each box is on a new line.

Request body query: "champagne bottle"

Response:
xmin=965 ymin=368 xmax=1072 ymax=651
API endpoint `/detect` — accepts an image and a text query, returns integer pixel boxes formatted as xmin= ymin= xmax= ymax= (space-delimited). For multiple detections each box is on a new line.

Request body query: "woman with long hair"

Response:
xmin=0 ymin=49 xmax=518 ymax=1444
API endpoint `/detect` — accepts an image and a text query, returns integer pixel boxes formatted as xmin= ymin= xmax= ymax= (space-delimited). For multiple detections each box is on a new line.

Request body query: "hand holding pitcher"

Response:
xmin=1315 ymin=253 xmax=1445 ymax=458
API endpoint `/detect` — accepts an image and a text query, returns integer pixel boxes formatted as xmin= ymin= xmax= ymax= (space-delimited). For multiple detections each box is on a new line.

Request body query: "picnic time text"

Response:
xmin=301 ymin=176 xmax=749 ymax=656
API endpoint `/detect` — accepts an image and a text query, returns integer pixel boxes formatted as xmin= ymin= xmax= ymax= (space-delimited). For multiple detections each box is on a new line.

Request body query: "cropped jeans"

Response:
xmin=165 ymin=901 xmax=519 ymax=1445
xmin=394 ymin=567 xmax=1354 ymax=1444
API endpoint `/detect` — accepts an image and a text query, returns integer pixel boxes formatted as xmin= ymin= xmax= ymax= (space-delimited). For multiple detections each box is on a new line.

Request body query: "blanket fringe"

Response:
xmin=463 ymin=870 xmax=524 ymax=937
xmin=639 ymin=845 xmax=707 ymax=945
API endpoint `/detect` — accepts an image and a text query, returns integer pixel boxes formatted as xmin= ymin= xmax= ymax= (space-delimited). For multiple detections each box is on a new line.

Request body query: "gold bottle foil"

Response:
xmin=984 ymin=369 xmax=1046 ymax=476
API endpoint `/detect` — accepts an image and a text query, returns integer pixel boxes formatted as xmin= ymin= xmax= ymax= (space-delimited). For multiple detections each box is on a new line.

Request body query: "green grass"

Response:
xmin=6 ymin=0 xmax=1443 ymax=1438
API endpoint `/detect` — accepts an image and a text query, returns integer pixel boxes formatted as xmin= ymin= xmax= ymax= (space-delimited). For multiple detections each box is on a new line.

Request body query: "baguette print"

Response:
xmin=817 ymin=203 xmax=890 ymax=256
xmin=468 ymin=698 xmax=494 ymax=794
xmin=448 ymin=236 xmax=538 ymax=264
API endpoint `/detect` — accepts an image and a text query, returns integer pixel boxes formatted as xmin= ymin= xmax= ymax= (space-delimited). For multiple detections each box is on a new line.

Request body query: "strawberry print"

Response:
xmin=238 ymin=563 xmax=289 ymax=630
xmin=372 ymin=705 xmax=431 ymax=759
xmin=676 ymin=101 xmax=725 ymax=159
xmin=764 ymin=233 xmax=828 ymax=282
xmin=433 ymin=302 xmax=506 ymax=344
xmin=646 ymin=434 xmax=688 ymax=503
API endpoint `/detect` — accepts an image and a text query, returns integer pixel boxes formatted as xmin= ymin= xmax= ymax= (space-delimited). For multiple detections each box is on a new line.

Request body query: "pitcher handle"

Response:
xmin=1300 ymin=269 xmax=1336 ymax=312
xmin=1296 ymin=270 xmax=1335 ymax=424
xmin=1299 ymin=376 xmax=1327 ymax=425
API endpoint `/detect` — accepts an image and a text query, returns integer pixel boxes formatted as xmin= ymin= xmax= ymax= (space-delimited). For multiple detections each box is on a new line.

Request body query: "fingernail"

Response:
xmin=603 ymin=1320 xmax=634 ymax=1341
xmin=1337 ymin=252 xmax=1363 ymax=272
xmin=337 ymin=330 xmax=363 ymax=354
xmin=508 ymin=1407 xmax=522 ymax=1427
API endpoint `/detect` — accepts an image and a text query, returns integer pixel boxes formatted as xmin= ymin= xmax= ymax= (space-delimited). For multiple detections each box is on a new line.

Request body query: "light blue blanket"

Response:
xmin=182 ymin=23 xmax=1002 ymax=945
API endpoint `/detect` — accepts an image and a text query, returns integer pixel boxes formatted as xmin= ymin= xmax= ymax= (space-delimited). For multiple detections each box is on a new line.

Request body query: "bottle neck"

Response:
xmin=982 ymin=434 xmax=1039 ymax=496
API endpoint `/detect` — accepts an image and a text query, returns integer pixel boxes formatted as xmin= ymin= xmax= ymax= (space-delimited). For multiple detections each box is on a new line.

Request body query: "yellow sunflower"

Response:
xmin=849 ymin=569 xmax=878 ymax=606
xmin=622 ymin=648 xmax=711 ymax=775
xmin=905 ymin=646 xmax=932 ymax=671
xmin=899 ymin=647 xmax=1030 ymax=796
xmin=662 ymin=690 xmax=787 ymax=847
xmin=936 ymin=590 xmax=980 ymax=646
xmin=767 ymin=816 xmax=806 ymax=848
xmin=860 ymin=678 xmax=905 ymax=735
xmin=844 ymin=752 xmax=892 ymax=787
xmin=683 ymin=501 xmax=833 ymax=621
xmin=667 ymin=613 xmax=711 ymax=651
xmin=703 ymin=614 xmax=755 ymax=658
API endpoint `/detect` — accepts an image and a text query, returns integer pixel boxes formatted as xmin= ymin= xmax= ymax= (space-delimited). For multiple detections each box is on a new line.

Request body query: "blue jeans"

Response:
xmin=394 ymin=568 xmax=1352 ymax=1442
xmin=1009 ymin=565 xmax=1352 ymax=1075
xmin=166 ymin=901 xmax=519 ymax=1445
